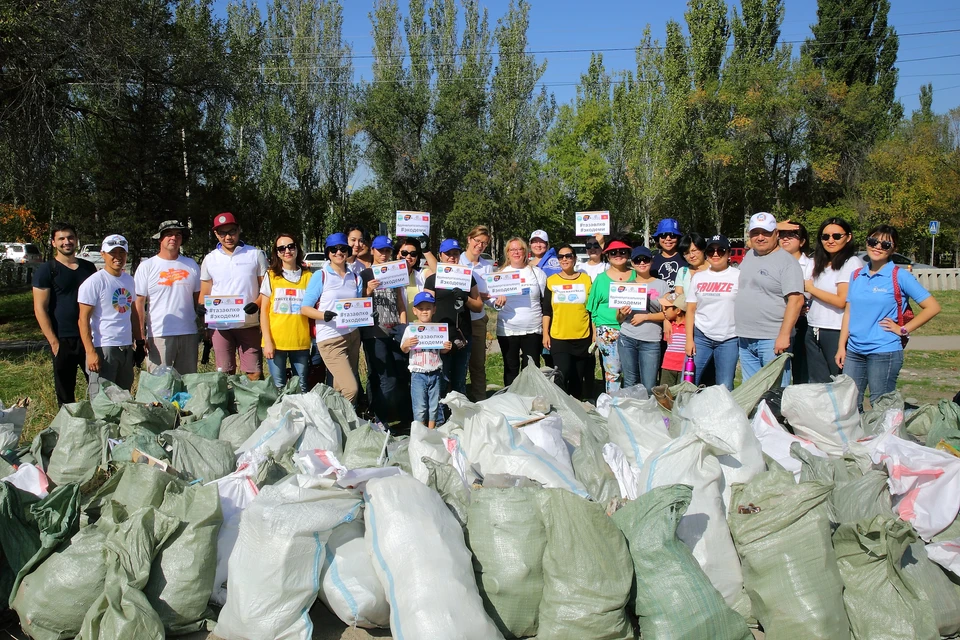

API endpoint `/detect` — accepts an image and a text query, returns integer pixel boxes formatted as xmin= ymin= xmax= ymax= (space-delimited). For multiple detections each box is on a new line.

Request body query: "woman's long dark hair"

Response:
xmin=394 ymin=236 xmax=423 ymax=271
xmin=268 ymin=232 xmax=304 ymax=277
xmin=812 ymin=217 xmax=856 ymax=279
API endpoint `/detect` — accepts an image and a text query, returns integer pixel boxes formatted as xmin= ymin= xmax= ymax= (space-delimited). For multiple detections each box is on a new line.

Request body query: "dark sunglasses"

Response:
xmin=706 ymin=247 xmax=727 ymax=256
xmin=659 ymin=233 xmax=680 ymax=240
xmin=585 ymin=243 xmax=601 ymax=250
xmin=276 ymin=243 xmax=297 ymax=253
xmin=821 ymin=232 xmax=847 ymax=241
xmin=607 ymin=248 xmax=631 ymax=258
xmin=632 ymin=256 xmax=652 ymax=264
xmin=399 ymin=249 xmax=418 ymax=257
xmin=558 ymin=252 xmax=576 ymax=260
xmin=328 ymin=245 xmax=350 ymax=255
xmin=779 ymin=231 xmax=799 ymax=240
xmin=866 ymin=236 xmax=893 ymax=251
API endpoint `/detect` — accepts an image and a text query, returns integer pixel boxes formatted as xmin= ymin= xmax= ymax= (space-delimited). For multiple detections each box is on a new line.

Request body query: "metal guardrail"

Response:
xmin=0 ymin=263 xmax=38 ymax=290
xmin=913 ymin=268 xmax=960 ymax=291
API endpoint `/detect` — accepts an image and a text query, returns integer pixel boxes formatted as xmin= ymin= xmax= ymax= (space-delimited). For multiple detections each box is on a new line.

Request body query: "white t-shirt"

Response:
xmin=199 ymin=244 xmax=268 ymax=329
xmin=134 ymin=255 xmax=200 ymax=338
xmin=496 ymin=265 xmax=547 ymax=336
xmin=401 ymin=325 xmax=443 ymax=373
xmin=78 ymin=270 xmax=137 ymax=347
xmin=259 ymin=268 xmax=304 ymax=296
xmin=460 ymin=254 xmax=495 ymax=321
xmin=575 ymin=261 xmax=606 ymax=281
xmin=688 ymin=267 xmax=740 ymax=342
xmin=807 ymin=255 xmax=864 ymax=330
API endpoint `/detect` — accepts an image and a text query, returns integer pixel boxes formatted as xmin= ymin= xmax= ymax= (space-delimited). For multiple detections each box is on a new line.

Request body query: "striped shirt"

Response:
xmin=662 ymin=320 xmax=686 ymax=371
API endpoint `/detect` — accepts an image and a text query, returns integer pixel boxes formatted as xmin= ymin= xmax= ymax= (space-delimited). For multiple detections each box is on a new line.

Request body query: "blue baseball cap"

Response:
xmin=371 ymin=235 xmax=393 ymax=250
xmin=654 ymin=218 xmax=681 ymax=237
xmin=631 ymin=246 xmax=653 ymax=260
xmin=438 ymin=238 xmax=462 ymax=254
xmin=413 ymin=291 xmax=436 ymax=306
xmin=325 ymin=232 xmax=349 ymax=248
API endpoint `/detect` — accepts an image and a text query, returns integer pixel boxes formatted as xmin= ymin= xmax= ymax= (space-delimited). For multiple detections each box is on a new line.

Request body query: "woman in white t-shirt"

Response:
xmin=685 ymin=234 xmax=740 ymax=390
xmin=493 ymin=237 xmax=548 ymax=386
xmin=804 ymin=217 xmax=863 ymax=383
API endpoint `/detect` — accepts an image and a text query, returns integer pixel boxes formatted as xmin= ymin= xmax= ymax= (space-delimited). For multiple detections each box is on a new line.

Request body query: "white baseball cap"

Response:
xmin=748 ymin=212 xmax=777 ymax=232
xmin=530 ymin=229 xmax=549 ymax=243
xmin=100 ymin=234 xmax=129 ymax=253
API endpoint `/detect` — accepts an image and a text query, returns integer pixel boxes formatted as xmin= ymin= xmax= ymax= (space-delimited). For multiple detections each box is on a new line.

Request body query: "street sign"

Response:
xmin=930 ymin=220 xmax=940 ymax=235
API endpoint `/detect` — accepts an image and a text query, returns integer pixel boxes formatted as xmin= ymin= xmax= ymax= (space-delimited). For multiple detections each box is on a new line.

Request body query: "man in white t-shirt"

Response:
xmin=78 ymin=234 xmax=141 ymax=399
xmin=198 ymin=212 xmax=268 ymax=380
xmin=135 ymin=220 xmax=201 ymax=374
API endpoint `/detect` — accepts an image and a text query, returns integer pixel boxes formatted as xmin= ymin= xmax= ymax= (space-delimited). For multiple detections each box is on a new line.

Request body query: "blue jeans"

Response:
xmin=411 ymin=369 xmax=442 ymax=425
xmin=617 ymin=334 xmax=661 ymax=393
xmin=842 ymin=349 xmax=904 ymax=411
xmin=693 ymin=329 xmax=739 ymax=391
xmin=739 ymin=337 xmax=791 ymax=387
xmin=266 ymin=349 xmax=310 ymax=392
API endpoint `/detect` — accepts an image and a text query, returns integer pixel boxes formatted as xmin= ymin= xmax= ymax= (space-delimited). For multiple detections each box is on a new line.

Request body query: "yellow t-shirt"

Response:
xmin=546 ymin=272 xmax=592 ymax=340
xmin=265 ymin=270 xmax=313 ymax=351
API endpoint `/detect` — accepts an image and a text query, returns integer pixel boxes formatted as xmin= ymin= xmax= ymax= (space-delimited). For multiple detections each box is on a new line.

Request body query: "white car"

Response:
xmin=79 ymin=244 xmax=106 ymax=267
xmin=303 ymin=252 xmax=326 ymax=270
xmin=2 ymin=243 xmax=43 ymax=265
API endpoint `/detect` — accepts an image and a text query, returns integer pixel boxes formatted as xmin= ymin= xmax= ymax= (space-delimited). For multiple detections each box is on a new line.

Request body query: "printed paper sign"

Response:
xmin=410 ymin=323 xmax=448 ymax=349
xmin=204 ymin=296 xmax=245 ymax=324
xmin=434 ymin=264 xmax=473 ymax=290
xmin=607 ymin=283 xmax=648 ymax=311
xmin=551 ymin=283 xmax=587 ymax=304
xmin=485 ymin=272 xmax=524 ymax=297
xmin=334 ymin=298 xmax=374 ymax=328
xmin=272 ymin=288 xmax=304 ymax=315
xmin=396 ymin=211 xmax=430 ymax=237
xmin=372 ymin=260 xmax=409 ymax=289
xmin=576 ymin=211 xmax=611 ymax=236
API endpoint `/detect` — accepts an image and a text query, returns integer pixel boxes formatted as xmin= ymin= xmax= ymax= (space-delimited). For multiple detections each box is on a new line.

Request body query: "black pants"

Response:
xmin=805 ymin=326 xmax=842 ymax=383
xmin=52 ymin=336 xmax=87 ymax=406
xmin=791 ymin=315 xmax=810 ymax=384
xmin=552 ymin=338 xmax=593 ymax=401
xmin=497 ymin=333 xmax=542 ymax=387
xmin=363 ymin=336 xmax=413 ymax=426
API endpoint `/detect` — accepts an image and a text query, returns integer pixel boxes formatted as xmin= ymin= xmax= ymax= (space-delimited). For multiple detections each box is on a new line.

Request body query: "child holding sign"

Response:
xmin=401 ymin=292 xmax=452 ymax=428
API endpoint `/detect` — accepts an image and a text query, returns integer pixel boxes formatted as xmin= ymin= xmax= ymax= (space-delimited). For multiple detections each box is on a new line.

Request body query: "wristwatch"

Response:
xmin=900 ymin=327 xmax=909 ymax=337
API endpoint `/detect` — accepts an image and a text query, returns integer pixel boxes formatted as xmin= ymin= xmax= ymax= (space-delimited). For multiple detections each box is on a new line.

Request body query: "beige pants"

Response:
xmin=316 ymin=330 xmax=361 ymax=403
xmin=468 ymin=315 xmax=488 ymax=402
xmin=147 ymin=333 xmax=200 ymax=375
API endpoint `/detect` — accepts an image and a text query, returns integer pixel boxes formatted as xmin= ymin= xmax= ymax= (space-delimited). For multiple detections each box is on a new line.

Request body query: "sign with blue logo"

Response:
xmin=930 ymin=220 xmax=940 ymax=235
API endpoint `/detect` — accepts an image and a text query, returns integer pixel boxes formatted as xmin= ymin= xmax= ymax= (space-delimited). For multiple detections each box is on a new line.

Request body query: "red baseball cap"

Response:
xmin=603 ymin=239 xmax=632 ymax=253
xmin=212 ymin=212 xmax=237 ymax=229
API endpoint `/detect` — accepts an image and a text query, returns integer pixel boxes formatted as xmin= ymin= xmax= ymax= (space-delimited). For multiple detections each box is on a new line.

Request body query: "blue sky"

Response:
xmin=215 ymin=0 xmax=960 ymax=114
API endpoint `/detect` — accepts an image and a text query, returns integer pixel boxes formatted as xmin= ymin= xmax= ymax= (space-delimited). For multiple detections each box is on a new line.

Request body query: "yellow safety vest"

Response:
xmin=266 ymin=270 xmax=313 ymax=351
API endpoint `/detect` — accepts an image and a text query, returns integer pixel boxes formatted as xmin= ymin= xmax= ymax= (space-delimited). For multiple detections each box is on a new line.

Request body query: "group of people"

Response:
xmin=32 ymin=209 xmax=941 ymax=430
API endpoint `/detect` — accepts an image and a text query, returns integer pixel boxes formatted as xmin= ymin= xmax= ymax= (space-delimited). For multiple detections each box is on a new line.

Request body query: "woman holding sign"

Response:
xmin=542 ymin=243 xmax=593 ymax=400
xmin=493 ymin=237 xmax=548 ymax=386
xmin=616 ymin=246 xmax=669 ymax=393
xmin=259 ymin=233 xmax=313 ymax=392
xmin=359 ymin=235 xmax=411 ymax=426
xmin=301 ymin=232 xmax=364 ymax=404
xmin=423 ymin=239 xmax=483 ymax=403
xmin=586 ymin=237 xmax=635 ymax=392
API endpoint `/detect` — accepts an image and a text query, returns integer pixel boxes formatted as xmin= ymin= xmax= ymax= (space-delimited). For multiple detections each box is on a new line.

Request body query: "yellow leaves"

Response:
xmin=812 ymin=158 xmax=840 ymax=185
xmin=0 ymin=204 xmax=44 ymax=243
xmin=729 ymin=114 xmax=752 ymax=131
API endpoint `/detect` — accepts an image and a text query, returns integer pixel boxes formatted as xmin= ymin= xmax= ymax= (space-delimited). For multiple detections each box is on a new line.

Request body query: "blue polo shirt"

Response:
xmin=847 ymin=262 xmax=929 ymax=354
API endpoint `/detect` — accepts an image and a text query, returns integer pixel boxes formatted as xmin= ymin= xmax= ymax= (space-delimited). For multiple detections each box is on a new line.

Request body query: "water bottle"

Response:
xmin=682 ymin=356 xmax=696 ymax=383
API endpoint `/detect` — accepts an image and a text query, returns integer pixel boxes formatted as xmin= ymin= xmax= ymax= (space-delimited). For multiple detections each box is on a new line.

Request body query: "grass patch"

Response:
xmin=914 ymin=290 xmax=960 ymax=337
xmin=898 ymin=350 xmax=960 ymax=405
xmin=0 ymin=351 xmax=84 ymax=444
xmin=0 ymin=289 xmax=44 ymax=342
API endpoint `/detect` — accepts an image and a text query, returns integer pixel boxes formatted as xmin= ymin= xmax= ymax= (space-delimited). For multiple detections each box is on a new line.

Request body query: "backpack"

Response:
xmin=852 ymin=265 xmax=915 ymax=346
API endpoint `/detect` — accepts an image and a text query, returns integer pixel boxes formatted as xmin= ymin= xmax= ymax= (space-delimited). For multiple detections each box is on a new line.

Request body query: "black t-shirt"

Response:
xmin=32 ymin=258 xmax=97 ymax=338
xmin=359 ymin=267 xmax=403 ymax=340
xmin=423 ymin=273 xmax=472 ymax=340
xmin=651 ymin=253 xmax=688 ymax=290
